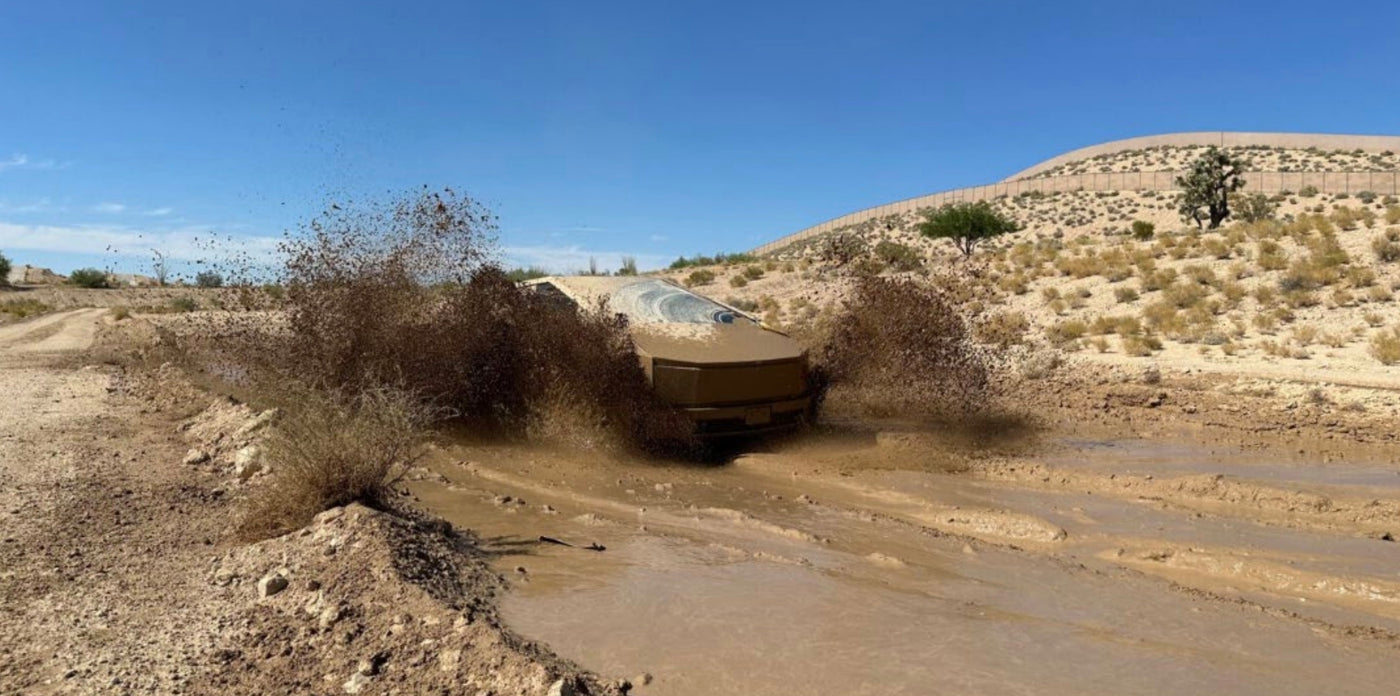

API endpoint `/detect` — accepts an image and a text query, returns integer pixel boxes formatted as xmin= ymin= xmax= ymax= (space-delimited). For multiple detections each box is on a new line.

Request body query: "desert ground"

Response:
xmin=2 ymin=283 xmax=1398 ymax=694
xmin=4 ymin=143 xmax=1400 ymax=694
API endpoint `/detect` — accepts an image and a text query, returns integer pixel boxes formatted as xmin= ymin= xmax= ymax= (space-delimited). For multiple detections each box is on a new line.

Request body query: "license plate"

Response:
xmin=744 ymin=406 xmax=772 ymax=426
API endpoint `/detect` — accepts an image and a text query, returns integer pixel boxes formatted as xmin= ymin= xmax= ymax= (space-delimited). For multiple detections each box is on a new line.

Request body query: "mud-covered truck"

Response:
xmin=522 ymin=276 xmax=812 ymax=436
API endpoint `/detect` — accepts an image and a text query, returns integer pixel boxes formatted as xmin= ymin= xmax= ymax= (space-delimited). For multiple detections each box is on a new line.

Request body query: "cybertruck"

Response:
xmin=521 ymin=276 xmax=812 ymax=436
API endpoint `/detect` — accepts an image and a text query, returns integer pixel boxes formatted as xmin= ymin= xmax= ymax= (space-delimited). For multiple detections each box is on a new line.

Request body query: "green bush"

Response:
xmin=0 ymin=251 xmax=10 ymax=286
xmin=873 ymin=240 xmax=923 ymax=272
xmin=195 ymin=270 xmax=224 ymax=288
xmin=1130 ymin=220 xmax=1155 ymax=241
xmin=170 ymin=297 xmax=198 ymax=312
xmin=685 ymin=269 xmax=715 ymax=287
xmin=1299 ymin=185 xmax=1320 ymax=198
xmin=728 ymin=274 xmax=748 ymax=288
xmin=742 ymin=264 xmax=765 ymax=280
xmin=69 ymin=268 xmax=110 ymax=288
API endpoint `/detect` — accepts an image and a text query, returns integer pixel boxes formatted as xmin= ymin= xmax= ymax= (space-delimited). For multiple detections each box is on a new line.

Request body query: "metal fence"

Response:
xmin=751 ymin=170 xmax=1400 ymax=255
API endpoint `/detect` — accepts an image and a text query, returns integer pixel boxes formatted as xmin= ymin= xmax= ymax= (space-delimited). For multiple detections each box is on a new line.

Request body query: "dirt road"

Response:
xmin=0 ymin=311 xmax=617 ymax=695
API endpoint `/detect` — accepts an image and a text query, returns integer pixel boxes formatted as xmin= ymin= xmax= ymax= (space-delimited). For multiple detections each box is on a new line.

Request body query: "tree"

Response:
xmin=916 ymin=201 xmax=1018 ymax=257
xmin=70 ymin=268 xmax=110 ymax=288
xmin=150 ymin=249 xmax=169 ymax=286
xmin=1234 ymin=192 xmax=1277 ymax=223
xmin=0 ymin=250 xmax=10 ymax=286
xmin=195 ymin=270 xmax=224 ymax=288
xmin=617 ymin=256 xmax=638 ymax=276
xmin=1175 ymin=147 xmax=1248 ymax=229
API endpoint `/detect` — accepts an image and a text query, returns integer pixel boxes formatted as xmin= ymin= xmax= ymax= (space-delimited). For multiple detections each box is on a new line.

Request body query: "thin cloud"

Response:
xmin=94 ymin=202 xmax=127 ymax=213
xmin=649 ymin=234 xmax=669 ymax=242
xmin=143 ymin=207 xmax=174 ymax=217
xmin=0 ymin=154 xmax=29 ymax=171
xmin=0 ymin=154 xmax=67 ymax=172
xmin=0 ymin=221 xmax=282 ymax=265
xmin=502 ymin=244 xmax=668 ymax=273
xmin=0 ymin=198 xmax=58 ymax=214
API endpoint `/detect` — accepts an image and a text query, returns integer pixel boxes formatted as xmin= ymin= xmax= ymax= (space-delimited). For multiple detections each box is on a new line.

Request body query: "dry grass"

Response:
xmin=238 ymin=387 xmax=430 ymax=540
xmin=1371 ymin=329 xmax=1400 ymax=365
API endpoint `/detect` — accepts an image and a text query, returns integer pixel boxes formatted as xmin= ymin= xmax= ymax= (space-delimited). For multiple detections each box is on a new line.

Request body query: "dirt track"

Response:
xmin=0 ymin=310 xmax=618 ymax=695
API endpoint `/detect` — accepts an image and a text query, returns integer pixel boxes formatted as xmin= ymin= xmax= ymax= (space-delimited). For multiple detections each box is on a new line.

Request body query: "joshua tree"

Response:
xmin=1176 ymin=147 xmax=1248 ymax=229
xmin=916 ymin=201 xmax=1018 ymax=257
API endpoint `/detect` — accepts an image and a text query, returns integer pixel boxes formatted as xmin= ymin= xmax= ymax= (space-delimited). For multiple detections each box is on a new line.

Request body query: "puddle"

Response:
xmin=1052 ymin=438 xmax=1400 ymax=489
xmin=408 ymin=439 xmax=1400 ymax=696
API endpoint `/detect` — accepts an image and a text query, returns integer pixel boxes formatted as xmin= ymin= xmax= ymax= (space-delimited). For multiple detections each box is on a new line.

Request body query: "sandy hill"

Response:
xmin=658 ymin=133 xmax=1400 ymax=398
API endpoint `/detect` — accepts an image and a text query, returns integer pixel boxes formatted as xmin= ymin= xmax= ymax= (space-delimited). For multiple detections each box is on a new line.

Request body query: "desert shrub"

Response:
xmin=742 ymin=264 xmax=766 ymax=280
xmin=1114 ymin=286 xmax=1140 ymax=303
xmin=1364 ymin=311 xmax=1385 ymax=327
xmin=1299 ymin=185 xmax=1320 ymax=198
xmin=1234 ymin=192 xmax=1277 ymax=223
xmin=170 ymin=296 xmax=198 ymax=312
xmin=1358 ymin=191 xmax=1378 ymax=204
xmin=1121 ymin=333 xmax=1161 ymax=357
xmin=975 ymin=311 xmax=1029 ymax=348
xmin=1370 ymin=329 xmax=1400 ymax=365
xmin=725 ymin=296 xmax=759 ymax=313
xmin=69 ymin=268 xmax=109 ymax=288
xmin=1046 ymin=319 xmax=1088 ymax=345
xmin=821 ymin=233 xmax=870 ymax=267
xmin=1163 ymin=281 xmax=1208 ymax=309
xmin=238 ymin=387 xmax=430 ymax=540
xmin=874 ymin=240 xmax=923 ymax=272
xmin=0 ymin=299 xmax=51 ymax=319
xmin=1130 ymin=220 xmax=1155 ymax=240
xmin=110 ymin=306 xmax=131 ymax=321
xmin=1372 ymin=230 xmax=1400 ymax=263
xmin=669 ymin=252 xmax=756 ymax=270
xmin=1139 ymin=267 xmax=1178 ymax=293
xmin=195 ymin=270 xmax=224 ymax=288
xmin=1256 ymin=240 xmax=1289 ymax=271
xmin=729 ymin=274 xmax=748 ymax=288
xmin=0 ymin=251 xmax=9 ymax=286
xmin=685 ymin=269 xmax=716 ymax=287
xmin=814 ymin=276 xmax=993 ymax=420
xmin=1385 ymin=206 xmax=1400 ymax=225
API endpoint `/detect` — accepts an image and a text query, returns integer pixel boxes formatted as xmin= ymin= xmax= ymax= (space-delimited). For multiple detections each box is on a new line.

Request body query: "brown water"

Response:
xmin=407 ymin=432 xmax=1400 ymax=695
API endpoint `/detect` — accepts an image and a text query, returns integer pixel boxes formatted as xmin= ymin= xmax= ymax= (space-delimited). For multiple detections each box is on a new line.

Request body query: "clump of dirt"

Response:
xmin=812 ymin=275 xmax=997 ymax=421
xmin=199 ymin=502 xmax=625 ymax=696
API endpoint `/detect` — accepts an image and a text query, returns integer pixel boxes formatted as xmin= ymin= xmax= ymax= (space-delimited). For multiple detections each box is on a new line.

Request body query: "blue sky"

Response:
xmin=3 ymin=1 xmax=1399 ymax=277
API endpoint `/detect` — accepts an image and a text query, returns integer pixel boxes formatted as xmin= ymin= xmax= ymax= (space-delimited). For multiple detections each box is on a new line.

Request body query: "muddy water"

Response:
xmin=407 ymin=432 xmax=1400 ymax=695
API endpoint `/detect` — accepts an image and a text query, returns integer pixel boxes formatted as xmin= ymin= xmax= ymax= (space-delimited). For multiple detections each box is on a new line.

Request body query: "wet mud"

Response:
xmin=406 ymin=424 xmax=1400 ymax=695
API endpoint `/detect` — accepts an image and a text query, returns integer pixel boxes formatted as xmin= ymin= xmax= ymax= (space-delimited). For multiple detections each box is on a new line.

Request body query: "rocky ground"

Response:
xmin=0 ymin=310 xmax=623 ymax=695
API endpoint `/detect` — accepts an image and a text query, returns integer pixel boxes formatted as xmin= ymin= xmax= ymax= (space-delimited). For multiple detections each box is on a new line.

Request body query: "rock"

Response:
xmin=257 ymin=573 xmax=288 ymax=598
xmin=343 ymin=671 xmax=371 ymax=694
xmin=438 ymin=648 xmax=461 ymax=672
xmin=635 ymin=672 xmax=653 ymax=686
xmin=547 ymin=678 xmax=576 ymax=696
xmin=1141 ymin=365 xmax=1162 ymax=385
xmin=540 ymin=504 xmax=557 ymax=514
xmin=318 ymin=604 xmax=344 ymax=629
xmin=182 ymin=449 xmax=210 ymax=466
xmin=357 ymin=652 xmax=386 ymax=676
xmin=234 ymin=446 xmax=263 ymax=480
xmin=315 ymin=507 xmax=345 ymax=525
xmin=235 ymin=408 xmax=280 ymax=438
